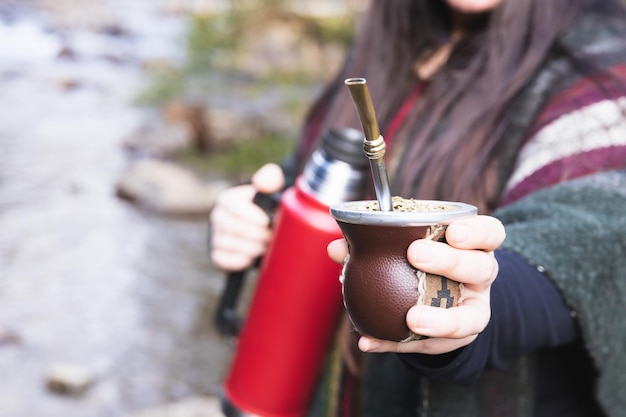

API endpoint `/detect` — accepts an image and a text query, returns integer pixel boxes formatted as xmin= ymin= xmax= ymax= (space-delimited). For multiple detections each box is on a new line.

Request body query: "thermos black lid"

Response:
xmin=321 ymin=128 xmax=370 ymax=169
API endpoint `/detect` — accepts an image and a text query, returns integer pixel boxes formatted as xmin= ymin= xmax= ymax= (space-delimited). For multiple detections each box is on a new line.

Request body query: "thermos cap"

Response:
xmin=301 ymin=127 xmax=371 ymax=206
xmin=322 ymin=128 xmax=370 ymax=168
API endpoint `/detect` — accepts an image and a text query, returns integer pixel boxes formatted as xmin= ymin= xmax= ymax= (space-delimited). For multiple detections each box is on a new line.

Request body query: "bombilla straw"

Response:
xmin=345 ymin=77 xmax=393 ymax=211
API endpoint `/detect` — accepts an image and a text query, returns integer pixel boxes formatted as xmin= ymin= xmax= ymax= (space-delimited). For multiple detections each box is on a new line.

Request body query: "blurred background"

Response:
xmin=0 ymin=0 xmax=364 ymax=415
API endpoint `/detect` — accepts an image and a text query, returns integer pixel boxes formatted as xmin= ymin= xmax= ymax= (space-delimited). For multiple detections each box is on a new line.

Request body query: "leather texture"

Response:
xmin=338 ymin=221 xmax=462 ymax=341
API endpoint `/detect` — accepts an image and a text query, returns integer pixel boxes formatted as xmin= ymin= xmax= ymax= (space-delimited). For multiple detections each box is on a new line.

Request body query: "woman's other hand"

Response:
xmin=209 ymin=163 xmax=285 ymax=272
xmin=327 ymin=215 xmax=505 ymax=355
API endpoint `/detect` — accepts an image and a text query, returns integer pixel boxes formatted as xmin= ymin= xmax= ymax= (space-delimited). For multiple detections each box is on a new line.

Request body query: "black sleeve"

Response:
xmin=400 ymin=248 xmax=579 ymax=385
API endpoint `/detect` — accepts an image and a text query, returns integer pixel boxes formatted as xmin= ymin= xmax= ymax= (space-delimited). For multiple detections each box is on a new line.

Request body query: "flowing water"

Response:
xmin=0 ymin=2 xmax=235 ymax=415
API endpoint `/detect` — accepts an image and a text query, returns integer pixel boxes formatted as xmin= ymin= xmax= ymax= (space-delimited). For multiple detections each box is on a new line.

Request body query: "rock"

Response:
xmin=126 ymin=396 xmax=222 ymax=417
xmin=99 ymin=23 xmax=127 ymax=37
xmin=123 ymin=119 xmax=193 ymax=158
xmin=0 ymin=326 xmax=20 ymax=345
xmin=203 ymin=107 xmax=264 ymax=147
xmin=45 ymin=362 xmax=94 ymax=396
xmin=124 ymin=102 xmax=213 ymax=157
xmin=116 ymin=159 xmax=230 ymax=216
xmin=59 ymin=78 xmax=82 ymax=90
xmin=57 ymin=45 xmax=78 ymax=61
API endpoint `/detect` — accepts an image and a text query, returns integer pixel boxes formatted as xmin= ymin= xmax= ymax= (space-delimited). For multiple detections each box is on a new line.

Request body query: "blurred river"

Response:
xmin=0 ymin=1 xmax=233 ymax=415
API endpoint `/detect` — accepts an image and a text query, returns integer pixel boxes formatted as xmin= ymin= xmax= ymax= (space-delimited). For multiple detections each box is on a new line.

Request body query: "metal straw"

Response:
xmin=345 ymin=77 xmax=393 ymax=211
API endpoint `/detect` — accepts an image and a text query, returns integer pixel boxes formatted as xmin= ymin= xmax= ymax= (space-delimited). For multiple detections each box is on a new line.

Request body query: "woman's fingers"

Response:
xmin=407 ymin=215 xmax=503 ymax=285
xmin=210 ymin=231 xmax=270 ymax=270
xmin=251 ymin=163 xmax=285 ymax=193
xmin=211 ymin=201 xmax=271 ymax=240
xmin=213 ymin=186 xmax=271 ymax=228
xmin=359 ymin=334 xmax=478 ymax=355
xmin=407 ymin=239 xmax=499 ymax=287
xmin=210 ymin=162 xmax=286 ymax=270
xmin=445 ymin=215 xmax=506 ymax=251
xmin=327 ymin=238 xmax=348 ymax=263
xmin=357 ymin=299 xmax=490 ymax=354
xmin=209 ymin=183 xmax=274 ymax=271
xmin=406 ymin=297 xmax=490 ymax=339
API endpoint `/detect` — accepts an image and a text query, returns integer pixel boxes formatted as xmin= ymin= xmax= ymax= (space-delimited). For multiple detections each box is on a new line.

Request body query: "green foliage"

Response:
xmin=134 ymin=65 xmax=187 ymax=105
xmin=256 ymin=69 xmax=317 ymax=86
xmin=186 ymin=13 xmax=241 ymax=72
xmin=313 ymin=15 xmax=355 ymax=46
xmin=136 ymin=11 xmax=245 ymax=105
xmin=136 ymin=3 xmax=355 ymax=177
xmin=175 ymin=131 xmax=294 ymax=181
xmin=137 ymin=4 xmax=354 ymax=106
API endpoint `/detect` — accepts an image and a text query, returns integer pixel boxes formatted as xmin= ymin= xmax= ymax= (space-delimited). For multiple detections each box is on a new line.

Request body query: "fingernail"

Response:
xmin=359 ymin=337 xmax=380 ymax=352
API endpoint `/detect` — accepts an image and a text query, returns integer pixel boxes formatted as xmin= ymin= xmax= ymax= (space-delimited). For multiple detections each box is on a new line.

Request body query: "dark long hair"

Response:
xmin=296 ymin=0 xmax=626 ymax=213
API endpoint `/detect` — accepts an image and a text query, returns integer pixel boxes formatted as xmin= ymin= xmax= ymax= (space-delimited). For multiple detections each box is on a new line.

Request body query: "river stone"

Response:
xmin=123 ymin=118 xmax=193 ymax=158
xmin=45 ymin=362 xmax=93 ymax=395
xmin=115 ymin=159 xmax=229 ymax=216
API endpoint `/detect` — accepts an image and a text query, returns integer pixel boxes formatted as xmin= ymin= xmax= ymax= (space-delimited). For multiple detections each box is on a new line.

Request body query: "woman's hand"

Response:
xmin=210 ymin=163 xmax=284 ymax=272
xmin=327 ymin=215 xmax=505 ymax=355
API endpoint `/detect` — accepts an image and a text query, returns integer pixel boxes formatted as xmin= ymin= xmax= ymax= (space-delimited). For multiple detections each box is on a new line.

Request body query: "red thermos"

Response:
xmin=217 ymin=128 xmax=369 ymax=417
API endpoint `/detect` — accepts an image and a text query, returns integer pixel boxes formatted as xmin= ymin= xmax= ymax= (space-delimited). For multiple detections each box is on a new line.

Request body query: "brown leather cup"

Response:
xmin=330 ymin=200 xmax=477 ymax=342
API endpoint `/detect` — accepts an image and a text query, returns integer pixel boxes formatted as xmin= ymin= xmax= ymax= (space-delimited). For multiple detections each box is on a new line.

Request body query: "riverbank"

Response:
xmin=0 ymin=2 xmax=237 ymax=415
